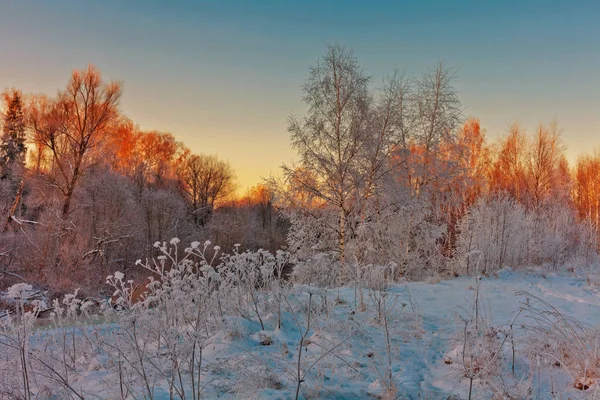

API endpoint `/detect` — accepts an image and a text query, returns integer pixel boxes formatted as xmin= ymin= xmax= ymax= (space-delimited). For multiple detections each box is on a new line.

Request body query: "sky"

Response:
xmin=1 ymin=0 xmax=599 ymax=193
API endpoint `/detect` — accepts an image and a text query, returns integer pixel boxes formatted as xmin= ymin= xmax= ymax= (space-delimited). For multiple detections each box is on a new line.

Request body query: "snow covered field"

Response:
xmin=2 ymin=263 xmax=600 ymax=399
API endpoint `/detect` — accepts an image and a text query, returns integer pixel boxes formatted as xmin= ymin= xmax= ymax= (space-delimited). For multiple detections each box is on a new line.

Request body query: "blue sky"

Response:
xmin=1 ymin=0 xmax=599 ymax=191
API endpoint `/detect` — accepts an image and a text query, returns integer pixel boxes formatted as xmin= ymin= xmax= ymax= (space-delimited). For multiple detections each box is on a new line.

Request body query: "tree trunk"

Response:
xmin=339 ymin=208 xmax=345 ymax=263
xmin=3 ymin=180 xmax=24 ymax=232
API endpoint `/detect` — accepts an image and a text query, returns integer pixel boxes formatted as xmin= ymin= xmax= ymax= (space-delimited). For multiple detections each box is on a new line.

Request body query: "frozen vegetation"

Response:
xmin=2 ymin=240 xmax=600 ymax=399
xmin=2 ymin=44 xmax=600 ymax=400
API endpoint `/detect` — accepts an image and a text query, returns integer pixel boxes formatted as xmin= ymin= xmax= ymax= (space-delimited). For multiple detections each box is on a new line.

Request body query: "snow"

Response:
xmin=2 ymin=269 xmax=600 ymax=399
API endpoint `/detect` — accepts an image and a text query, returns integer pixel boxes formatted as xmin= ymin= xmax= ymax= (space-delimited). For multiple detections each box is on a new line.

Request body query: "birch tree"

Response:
xmin=410 ymin=63 xmax=462 ymax=193
xmin=283 ymin=44 xmax=370 ymax=262
xmin=525 ymin=122 xmax=566 ymax=209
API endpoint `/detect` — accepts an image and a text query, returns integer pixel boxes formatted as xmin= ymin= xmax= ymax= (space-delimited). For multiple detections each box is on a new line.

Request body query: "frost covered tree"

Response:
xmin=407 ymin=63 xmax=462 ymax=194
xmin=283 ymin=44 xmax=370 ymax=263
xmin=573 ymin=154 xmax=600 ymax=228
xmin=454 ymin=195 xmax=530 ymax=275
xmin=280 ymin=45 xmax=463 ymax=277
xmin=525 ymin=123 xmax=569 ymax=209
xmin=454 ymin=193 xmax=593 ymax=276
xmin=0 ymin=90 xmax=27 ymax=183
xmin=489 ymin=123 xmax=569 ymax=211
xmin=353 ymin=189 xmax=447 ymax=279
xmin=489 ymin=124 xmax=528 ymax=203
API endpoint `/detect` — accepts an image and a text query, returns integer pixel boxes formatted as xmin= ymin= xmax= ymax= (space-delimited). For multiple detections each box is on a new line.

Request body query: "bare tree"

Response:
xmin=130 ymin=130 xmax=183 ymax=192
xmin=176 ymin=153 xmax=236 ymax=226
xmin=29 ymin=65 xmax=122 ymax=218
xmin=573 ymin=154 xmax=600 ymax=228
xmin=283 ymin=44 xmax=370 ymax=263
xmin=489 ymin=124 xmax=527 ymax=202
xmin=525 ymin=122 xmax=566 ymax=209
xmin=410 ymin=62 xmax=462 ymax=193
xmin=27 ymin=94 xmax=55 ymax=174
xmin=357 ymin=72 xmax=413 ymax=219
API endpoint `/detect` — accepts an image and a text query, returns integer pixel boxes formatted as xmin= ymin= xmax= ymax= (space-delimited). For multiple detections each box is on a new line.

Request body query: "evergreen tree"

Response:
xmin=0 ymin=90 xmax=27 ymax=181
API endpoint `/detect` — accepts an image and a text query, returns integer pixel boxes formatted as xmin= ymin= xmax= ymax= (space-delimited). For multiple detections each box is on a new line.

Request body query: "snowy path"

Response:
xmin=249 ymin=269 xmax=599 ymax=399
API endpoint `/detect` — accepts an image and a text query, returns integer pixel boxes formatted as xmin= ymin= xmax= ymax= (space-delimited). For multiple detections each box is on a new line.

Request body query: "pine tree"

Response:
xmin=0 ymin=90 xmax=27 ymax=181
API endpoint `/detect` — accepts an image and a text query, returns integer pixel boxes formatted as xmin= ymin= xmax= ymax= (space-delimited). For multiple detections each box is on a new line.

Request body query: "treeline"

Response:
xmin=1 ymin=46 xmax=599 ymax=294
xmin=0 ymin=67 xmax=286 ymax=294
xmin=277 ymin=45 xmax=600 ymax=284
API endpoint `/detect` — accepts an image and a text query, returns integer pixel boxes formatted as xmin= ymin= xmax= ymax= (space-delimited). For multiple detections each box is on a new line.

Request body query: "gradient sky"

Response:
xmin=1 ymin=0 xmax=599 ymax=193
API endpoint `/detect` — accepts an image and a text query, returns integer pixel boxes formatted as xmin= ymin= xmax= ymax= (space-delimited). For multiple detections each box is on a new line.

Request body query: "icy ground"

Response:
xmin=4 ymin=268 xmax=600 ymax=399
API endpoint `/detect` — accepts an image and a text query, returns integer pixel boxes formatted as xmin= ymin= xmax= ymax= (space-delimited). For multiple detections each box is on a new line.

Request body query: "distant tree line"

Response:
xmin=275 ymin=45 xmax=600 ymax=285
xmin=0 ymin=66 xmax=286 ymax=295
xmin=1 ymin=46 xmax=599 ymax=295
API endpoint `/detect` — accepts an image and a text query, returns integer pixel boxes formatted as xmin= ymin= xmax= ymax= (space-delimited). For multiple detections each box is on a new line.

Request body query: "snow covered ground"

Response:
xmin=2 ymin=267 xmax=600 ymax=399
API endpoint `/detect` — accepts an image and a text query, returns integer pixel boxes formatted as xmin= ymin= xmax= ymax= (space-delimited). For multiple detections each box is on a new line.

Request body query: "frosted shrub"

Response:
xmin=284 ymin=207 xmax=339 ymax=263
xmin=454 ymin=196 xmax=530 ymax=275
xmin=361 ymin=263 xmax=397 ymax=292
xmin=103 ymin=238 xmax=293 ymax=398
xmin=530 ymin=204 xmax=581 ymax=269
xmin=575 ymin=218 xmax=600 ymax=266
xmin=455 ymin=196 xmax=600 ymax=277
xmin=0 ymin=283 xmax=40 ymax=400
xmin=519 ymin=291 xmax=600 ymax=392
xmin=104 ymin=239 xmax=227 ymax=399
xmin=352 ymin=198 xmax=447 ymax=280
xmin=284 ymin=190 xmax=449 ymax=284
xmin=291 ymin=252 xmax=341 ymax=287
xmin=220 ymin=246 xmax=291 ymax=329
xmin=0 ymin=284 xmax=100 ymax=399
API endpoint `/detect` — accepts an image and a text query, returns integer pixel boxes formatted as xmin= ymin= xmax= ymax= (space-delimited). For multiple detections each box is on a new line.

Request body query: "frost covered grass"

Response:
xmin=1 ymin=241 xmax=600 ymax=399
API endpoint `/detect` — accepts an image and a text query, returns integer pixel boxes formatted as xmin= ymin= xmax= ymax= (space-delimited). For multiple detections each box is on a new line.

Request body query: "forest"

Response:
xmin=1 ymin=45 xmax=600 ymax=399
xmin=1 ymin=45 xmax=598 ymax=294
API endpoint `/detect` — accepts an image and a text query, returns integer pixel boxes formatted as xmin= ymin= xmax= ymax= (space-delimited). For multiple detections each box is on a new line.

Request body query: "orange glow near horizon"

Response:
xmin=1 ymin=1 xmax=599 ymax=194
